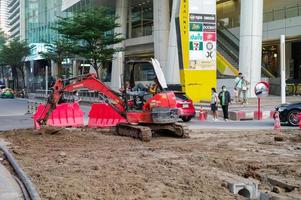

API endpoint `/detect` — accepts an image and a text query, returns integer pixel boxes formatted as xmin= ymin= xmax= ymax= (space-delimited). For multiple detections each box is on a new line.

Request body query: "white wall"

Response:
xmin=264 ymin=0 xmax=301 ymax=11
xmin=263 ymin=16 xmax=301 ymax=41
xmin=229 ymin=15 xmax=301 ymax=42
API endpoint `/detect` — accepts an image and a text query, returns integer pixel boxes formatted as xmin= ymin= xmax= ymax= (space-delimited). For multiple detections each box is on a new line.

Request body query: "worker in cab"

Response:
xmin=149 ymin=78 xmax=161 ymax=95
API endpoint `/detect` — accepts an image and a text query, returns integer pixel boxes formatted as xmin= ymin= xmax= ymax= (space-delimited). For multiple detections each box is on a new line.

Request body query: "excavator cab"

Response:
xmin=123 ymin=60 xmax=160 ymax=110
xmin=122 ymin=59 xmax=179 ymax=124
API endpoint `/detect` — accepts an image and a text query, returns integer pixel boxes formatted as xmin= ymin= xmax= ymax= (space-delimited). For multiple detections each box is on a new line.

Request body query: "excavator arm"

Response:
xmin=63 ymin=74 xmax=125 ymax=113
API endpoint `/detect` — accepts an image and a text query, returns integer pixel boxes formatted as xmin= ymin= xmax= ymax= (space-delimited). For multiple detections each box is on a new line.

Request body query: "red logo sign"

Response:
xmin=203 ymin=33 xmax=216 ymax=41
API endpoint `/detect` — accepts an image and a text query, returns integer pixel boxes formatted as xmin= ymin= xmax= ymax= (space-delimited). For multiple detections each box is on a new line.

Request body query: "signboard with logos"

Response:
xmin=25 ymin=43 xmax=50 ymax=61
xmin=189 ymin=13 xmax=216 ymax=70
xmin=177 ymin=0 xmax=216 ymax=102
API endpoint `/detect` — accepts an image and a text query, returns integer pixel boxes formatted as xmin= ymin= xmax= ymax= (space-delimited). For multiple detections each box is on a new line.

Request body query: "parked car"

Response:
xmin=275 ymin=102 xmax=301 ymax=126
xmin=174 ymin=91 xmax=195 ymax=122
xmin=0 ymin=88 xmax=14 ymax=99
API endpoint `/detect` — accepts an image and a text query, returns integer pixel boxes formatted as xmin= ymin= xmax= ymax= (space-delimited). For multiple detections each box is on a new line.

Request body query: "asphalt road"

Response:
xmin=187 ymin=118 xmax=296 ymax=130
xmin=0 ymin=98 xmax=28 ymax=116
xmin=0 ymin=98 xmax=32 ymax=131
xmin=0 ymin=98 xmax=298 ymax=131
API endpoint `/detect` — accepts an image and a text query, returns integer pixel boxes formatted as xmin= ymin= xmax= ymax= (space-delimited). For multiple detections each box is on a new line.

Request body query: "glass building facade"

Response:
xmin=25 ymin=0 xmax=69 ymax=43
xmin=23 ymin=0 xmax=301 ymax=94
xmin=128 ymin=0 xmax=153 ymax=38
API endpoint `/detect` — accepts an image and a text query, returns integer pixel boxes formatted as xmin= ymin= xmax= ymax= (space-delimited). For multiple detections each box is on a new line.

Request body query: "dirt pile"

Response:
xmin=0 ymin=128 xmax=300 ymax=200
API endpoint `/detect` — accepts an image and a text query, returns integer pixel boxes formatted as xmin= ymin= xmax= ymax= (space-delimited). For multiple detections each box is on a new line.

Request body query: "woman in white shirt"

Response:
xmin=241 ymin=76 xmax=249 ymax=104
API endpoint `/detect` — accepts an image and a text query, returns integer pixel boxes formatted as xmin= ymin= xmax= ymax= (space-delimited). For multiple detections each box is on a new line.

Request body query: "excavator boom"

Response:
xmin=63 ymin=74 xmax=125 ymax=114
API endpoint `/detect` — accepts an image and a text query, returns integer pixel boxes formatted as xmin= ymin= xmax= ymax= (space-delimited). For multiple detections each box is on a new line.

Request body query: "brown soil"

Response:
xmin=0 ymin=128 xmax=301 ymax=200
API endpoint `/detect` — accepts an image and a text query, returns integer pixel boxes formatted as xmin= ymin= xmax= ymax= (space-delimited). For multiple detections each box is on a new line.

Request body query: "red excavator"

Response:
xmin=33 ymin=59 xmax=189 ymax=141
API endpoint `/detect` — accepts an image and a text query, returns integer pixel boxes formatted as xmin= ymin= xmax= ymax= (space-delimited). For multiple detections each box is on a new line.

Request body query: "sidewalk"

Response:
xmin=0 ymin=165 xmax=23 ymax=200
xmin=0 ymin=144 xmax=24 ymax=200
xmin=195 ymin=96 xmax=301 ymax=121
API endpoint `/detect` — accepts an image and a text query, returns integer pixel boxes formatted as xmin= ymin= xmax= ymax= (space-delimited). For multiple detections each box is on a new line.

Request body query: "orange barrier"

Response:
xmin=33 ymin=102 xmax=84 ymax=129
xmin=88 ymin=103 xmax=127 ymax=128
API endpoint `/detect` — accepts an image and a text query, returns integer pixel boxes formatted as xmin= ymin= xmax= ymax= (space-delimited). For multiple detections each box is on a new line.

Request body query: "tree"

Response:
xmin=56 ymin=7 xmax=124 ymax=78
xmin=0 ymin=39 xmax=31 ymax=89
xmin=0 ymin=31 xmax=7 ymax=82
xmin=39 ymin=39 xmax=74 ymax=78
xmin=0 ymin=31 xmax=6 ymax=47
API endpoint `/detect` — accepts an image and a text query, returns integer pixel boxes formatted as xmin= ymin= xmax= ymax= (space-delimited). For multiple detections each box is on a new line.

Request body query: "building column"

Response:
xmin=23 ymin=64 xmax=28 ymax=88
xmin=29 ymin=60 xmax=34 ymax=91
xmin=111 ymin=0 xmax=128 ymax=90
xmin=153 ymin=0 xmax=170 ymax=77
xmin=51 ymin=60 xmax=57 ymax=78
xmin=239 ymin=0 xmax=263 ymax=97
xmin=166 ymin=0 xmax=180 ymax=85
xmin=20 ymin=0 xmax=26 ymax=41
xmin=72 ymin=60 xmax=77 ymax=77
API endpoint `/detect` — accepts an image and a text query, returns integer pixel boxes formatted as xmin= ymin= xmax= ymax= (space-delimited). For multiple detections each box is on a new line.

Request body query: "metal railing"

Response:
xmin=217 ymin=21 xmax=276 ymax=79
xmin=219 ymin=4 xmax=301 ymax=29
xmin=264 ymin=4 xmax=301 ymax=23
xmin=28 ymin=89 xmax=120 ymax=104
xmin=217 ymin=21 xmax=239 ymax=46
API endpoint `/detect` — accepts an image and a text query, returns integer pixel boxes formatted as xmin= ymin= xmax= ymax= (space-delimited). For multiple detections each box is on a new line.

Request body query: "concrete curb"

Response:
xmin=0 ymin=163 xmax=23 ymax=200
xmin=195 ymin=109 xmax=275 ymax=121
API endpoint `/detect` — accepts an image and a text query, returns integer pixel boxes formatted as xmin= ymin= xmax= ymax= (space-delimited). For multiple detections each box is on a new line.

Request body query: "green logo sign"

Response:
xmin=189 ymin=41 xmax=203 ymax=51
xmin=190 ymin=23 xmax=203 ymax=31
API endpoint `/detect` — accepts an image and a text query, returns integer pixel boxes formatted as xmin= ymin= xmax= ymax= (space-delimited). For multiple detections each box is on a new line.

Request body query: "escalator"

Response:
xmin=217 ymin=22 xmax=275 ymax=78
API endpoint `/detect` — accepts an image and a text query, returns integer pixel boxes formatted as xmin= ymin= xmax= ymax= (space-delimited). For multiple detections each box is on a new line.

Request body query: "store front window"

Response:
xmin=262 ymin=45 xmax=279 ymax=77
xmin=128 ymin=0 xmax=153 ymax=38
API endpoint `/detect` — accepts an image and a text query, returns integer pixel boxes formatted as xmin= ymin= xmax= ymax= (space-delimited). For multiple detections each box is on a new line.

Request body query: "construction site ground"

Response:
xmin=0 ymin=128 xmax=300 ymax=200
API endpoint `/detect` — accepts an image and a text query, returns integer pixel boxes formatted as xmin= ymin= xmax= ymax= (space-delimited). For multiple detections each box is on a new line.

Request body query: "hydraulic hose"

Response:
xmin=0 ymin=144 xmax=41 ymax=200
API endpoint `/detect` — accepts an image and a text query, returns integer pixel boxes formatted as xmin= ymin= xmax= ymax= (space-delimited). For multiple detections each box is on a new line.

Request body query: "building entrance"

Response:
xmin=292 ymin=42 xmax=301 ymax=80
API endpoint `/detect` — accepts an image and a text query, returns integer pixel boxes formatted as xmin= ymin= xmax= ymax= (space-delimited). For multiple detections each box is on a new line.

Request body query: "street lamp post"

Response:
xmin=45 ymin=65 xmax=48 ymax=97
xmin=280 ymin=35 xmax=286 ymax=104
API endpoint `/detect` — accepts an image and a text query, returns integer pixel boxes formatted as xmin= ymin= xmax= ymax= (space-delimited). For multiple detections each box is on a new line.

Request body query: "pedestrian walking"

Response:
xmin=218 ymin=85 xmax=231 ymax=121
xmin=234 ymin=72 xmax=243 ymax=102
xmin=233 ymin=88 xmax=238 ymax=103
xmin=210 ymin=88 xmax=218 ymax=121
xmin=241 ymin=76 xmax=249 ymax=104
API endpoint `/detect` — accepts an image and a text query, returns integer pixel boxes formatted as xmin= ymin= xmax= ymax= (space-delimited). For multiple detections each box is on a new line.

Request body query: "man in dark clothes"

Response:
xmin=218 ymin=85 xmax=231 ymax=121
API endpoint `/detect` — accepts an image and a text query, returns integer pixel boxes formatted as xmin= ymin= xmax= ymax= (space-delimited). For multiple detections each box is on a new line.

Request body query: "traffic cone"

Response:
xmin=299 ymin=113 xmax=301 ymax=129
xmin=198 ymin=106 xmax=207 ymax=121
xmin=273 ymin=111 xmax=281 ymax=130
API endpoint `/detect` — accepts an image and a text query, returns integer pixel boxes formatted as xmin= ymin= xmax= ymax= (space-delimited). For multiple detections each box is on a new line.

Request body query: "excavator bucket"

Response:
xmin=88 ymin=103 xmax=127 ymax=128
xmin=33 ymin=102 xmax=84 ymax=129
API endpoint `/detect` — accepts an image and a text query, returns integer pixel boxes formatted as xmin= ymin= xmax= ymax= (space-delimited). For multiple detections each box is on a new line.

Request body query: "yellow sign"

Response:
xmin=177 ymin=0 xmax=217 ymax=102
xmin=179 ymin=0 xmax=189 ymax=70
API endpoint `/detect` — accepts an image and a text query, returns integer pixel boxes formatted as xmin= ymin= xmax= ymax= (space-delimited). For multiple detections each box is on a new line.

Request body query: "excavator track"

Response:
xmin=147 ymin=123 xmax=190 ymax=138
xmin=37 ymin=122 xmax=189 ymax=142
xmin=116 ymin=124 xmax=152 ymax=142
xmin=170 ymin=123 xmax=190 ymax=138
xmin=116 ymin=123 xmax=189 ymax=142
